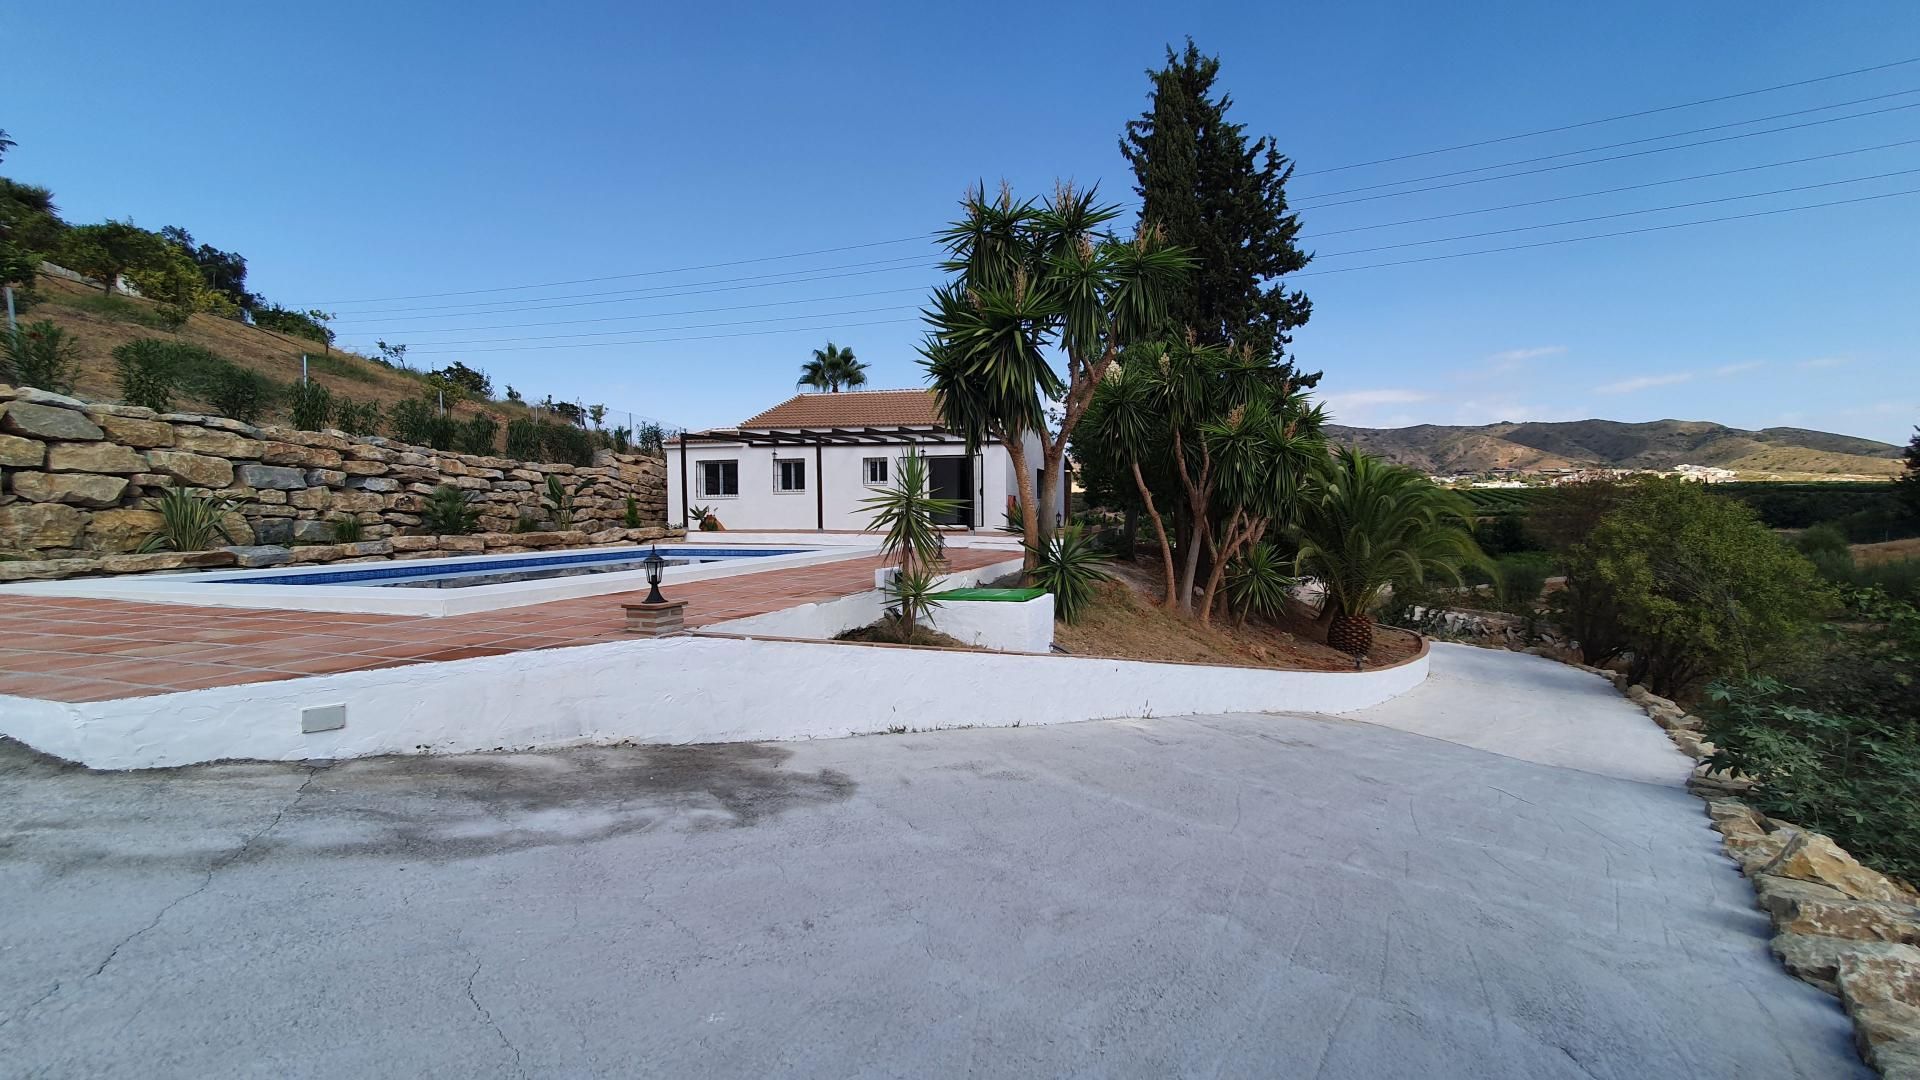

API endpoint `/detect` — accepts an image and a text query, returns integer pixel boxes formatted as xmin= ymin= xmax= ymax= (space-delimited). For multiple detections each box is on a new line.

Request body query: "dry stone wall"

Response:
xmin=0 ymin=384 xmax=676 ymax=578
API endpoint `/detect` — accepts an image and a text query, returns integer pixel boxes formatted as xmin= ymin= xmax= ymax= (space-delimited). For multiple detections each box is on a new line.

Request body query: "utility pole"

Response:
xmin=301 ymin=354 xmax=309 ymax=386
xmin=3 ymin=285 xmax=16 ymax=336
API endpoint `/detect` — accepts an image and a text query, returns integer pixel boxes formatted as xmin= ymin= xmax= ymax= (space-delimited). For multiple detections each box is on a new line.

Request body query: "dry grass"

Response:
xmin=23 ymin=276 xmax=510 ymax=423
xmin=1053 ymin=565 xmax=1421 ymax=672
xmin=1853 ymin=537 xmax=1920 ymax=567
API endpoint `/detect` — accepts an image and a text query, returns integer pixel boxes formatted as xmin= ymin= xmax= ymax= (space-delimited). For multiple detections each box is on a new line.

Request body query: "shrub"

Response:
xmin=423 ymin=412 xmax=459 ymax=451
xmin=285 ymin=380 xmax=333 ymax=431
xmin=2 ymin=320 xmax=78 ymax=393
xmin=624 ymin=496 xmax=641 ymax=529
xmin=389 ymin=397 xmax=435 ymax=446
xmin=138 ymin=488 xmax=239 ymax=552
xmin=504 ymin=416 xmax=542 ymax=461
xmin=457 ymin=413 xmax=499 ymax=456
xmin=111 ymin=339 xmax=179 ymax=411
xmin=207 ymin=365 xmax=271 ymax=423
xmin=609 ymin=426 xmax=631 ymax=454
xmin=1494 ymin=551 xmax=1555 ymax=614
xmin=1795 ymin=522 xmax=1850 ymax=558
xmin=539 ymin=422 xmax=595 ymax=466
xmin=420 ymin=485 xmax=480 ymax=535
xmin=1223 ymin=540 xmax=1294 ymax=625
xmin=543 ymin=475 xmax=574 ymax=529
xmin=1027 ymin=525 xmax=1112 ymax=623
xmin=328 ymin=516 xmax=365 ymax=543
xmin=1567 ymin=478 xmax=1827 ymax=697
xmin=881 ymin=566 xmax=946 ymax=636
xmin=332 ymin=398 xmax=384 ymax=436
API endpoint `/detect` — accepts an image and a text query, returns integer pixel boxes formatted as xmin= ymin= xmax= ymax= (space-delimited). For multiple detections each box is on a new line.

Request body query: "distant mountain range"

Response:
xmin=1321 ymin=419 xmax=1905 ymax=478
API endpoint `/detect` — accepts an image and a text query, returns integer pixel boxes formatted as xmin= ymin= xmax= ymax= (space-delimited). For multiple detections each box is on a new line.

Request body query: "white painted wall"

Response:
xmin=927 ymin=593 xmax=1054 ymax=653
xmin=706 ymin=557 xmax=1026 ymax=645
xmin=666 ymin=432 xmax=1060 ymax=533
xmin=0 ymin=633 xmax=1428 ymax=770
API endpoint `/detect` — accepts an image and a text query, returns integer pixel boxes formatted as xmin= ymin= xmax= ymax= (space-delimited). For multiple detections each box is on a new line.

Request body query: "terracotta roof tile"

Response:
xmin=737 ymin=389 xmax=943 ymax=429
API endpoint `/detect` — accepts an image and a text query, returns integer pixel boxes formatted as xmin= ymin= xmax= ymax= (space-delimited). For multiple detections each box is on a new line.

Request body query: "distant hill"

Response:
xmin=1322 ymin=418 xmax=1905 ymax=479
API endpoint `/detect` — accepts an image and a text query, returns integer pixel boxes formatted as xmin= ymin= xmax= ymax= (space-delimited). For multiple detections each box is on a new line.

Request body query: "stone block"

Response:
xmin=173 ymin=427 xmax=265 ymax=459
xmin=11 ymin=387 xmax=88 ymax=408
xmin=288 ymin=487 xmax=330 ymax=510
xmin=291 ymin=520 xmax=337 ymax=543
xmin=1761 ymin=831 xmax=1915 ymax=904
xmin=390 ymin=535 xmax=441 ymax=552
xmin=0 ymin=433 xmax=46 ymax=467
xmin=1839 ymin=946 xmax=1920 ymax=1008
xmin=234 ymin=463 xmax=307 ymax=490
xmin=1773 ymin=934 xmax=1918 ymax=995
xmin=349 ymin=477 xmax=400 ymax=493
xmin=94 ymin=414 xmax=174 ymax=447
xmin=145 ymin=450 xmax=234 ymax=488
xmin=83 ymin=508 xmax=164 ymax=553
xmin=342 ymin=458 xmax=390 ymax=476
xmin=47 ymin=441 xmax=147 ymax=474
xmin=329 ymin=490 xmax=388 ymax=513
xmin=98 ymin=550 xmax=238 ymax=574
xmin=0 ymin=557 xmax=98 ymax=582
xmin=0 ymin=502 xmax=87 ymax=549
xmin=259 ymin=441 xmax=344 ymax=469
xmin=306 ymin=468 xmax=347 ymax=487
xmin=1771 ymin=893 xmax=1920 ymax=944
xmin=223 ymin=545 xmax=293 ymax=568
xmin=251 ymin=518 xmax=294 ymax=545
xmin=1 ymin=401 xmax=103 ymax=441
xmin=9 ymin=471 xmax=129 ymax=508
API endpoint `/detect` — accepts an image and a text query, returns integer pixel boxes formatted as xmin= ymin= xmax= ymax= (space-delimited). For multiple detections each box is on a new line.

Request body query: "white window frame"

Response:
xmin=863 ymin=456 xmax=890 ymax=487
xmin=774 ymin=457 xmax=807 ymax=493
xmin=696 ymin=459 xmax=739 ymax=498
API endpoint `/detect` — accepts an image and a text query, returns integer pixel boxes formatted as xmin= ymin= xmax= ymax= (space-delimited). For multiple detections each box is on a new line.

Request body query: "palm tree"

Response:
xmin=798 ymin=342 xmax=868 ymax=392
xmin=1291 ymin=446 xmax=1486 ymax=656
xmin=860 ymin=450 xmax=961 ymax=636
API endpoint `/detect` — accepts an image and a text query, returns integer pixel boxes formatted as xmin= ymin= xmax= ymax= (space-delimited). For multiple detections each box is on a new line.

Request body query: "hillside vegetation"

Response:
xmin=1324 ymin=418 xmax=1902 ymax=478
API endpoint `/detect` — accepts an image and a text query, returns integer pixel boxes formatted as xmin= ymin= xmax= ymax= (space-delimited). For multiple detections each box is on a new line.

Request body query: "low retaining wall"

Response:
xmin=0 ymin=631 xmax=1430 ymax=770
xmin=0 ymin=384 xmax=669 ymax=573
xmin=711 ymin=557 xmax=1042 ymax=650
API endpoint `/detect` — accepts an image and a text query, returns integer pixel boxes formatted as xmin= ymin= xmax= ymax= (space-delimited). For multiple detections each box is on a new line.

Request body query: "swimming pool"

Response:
xmin=207 ymin=547 xmax=808 ymax=590
xmin=0 ymin=542 xmax=860 ymax=617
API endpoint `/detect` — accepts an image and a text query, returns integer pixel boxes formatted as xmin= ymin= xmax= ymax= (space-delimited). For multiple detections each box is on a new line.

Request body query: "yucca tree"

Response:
xmin=798 ymin=342 xmax=868 ymax=392
xmin=860 ymin=450 xmax=961 ymax=635
xmin=920 ymin=181 xmax=1189 ymax=570
xmin=1291 ymin=447 xmax=1486 ymax=656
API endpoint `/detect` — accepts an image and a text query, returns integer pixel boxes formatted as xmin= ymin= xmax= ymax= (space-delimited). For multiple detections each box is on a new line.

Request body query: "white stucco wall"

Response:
xmin=0 ymin=635 xmax=1428 ymax=771
xmin=927 ymin=593 xmax=1054 ymax=653
xmin=666 ymin=432 xmax=1059 ymax=533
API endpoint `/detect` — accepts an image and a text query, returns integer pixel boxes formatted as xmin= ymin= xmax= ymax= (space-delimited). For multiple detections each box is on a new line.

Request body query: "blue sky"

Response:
xmin=7 ymin=1 xmax=1918 ymax=443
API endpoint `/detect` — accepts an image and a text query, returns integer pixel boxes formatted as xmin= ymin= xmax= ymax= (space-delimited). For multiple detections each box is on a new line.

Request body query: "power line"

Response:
xmin=1297 ymin=55 xmax=1920 ymax=176
xmin=391 ymin=303 xmax=921 ymax=347
xmin=405 ymin=317 xmax=924 ymax=355
xmin=329 ymin=256 xmax=932 ymax=321
xmin=1313 ymin=167 xmax=1920 ymax=258
xmin=1303 ymin=137 xmax=1920 ymax=238
xmin=309 ymin=235 xmax=932 ymax=307
xmin=1295 ymin=87 xmax=1920 ymax=200
xmin=1294 ymin=186 xmax=1920 ymax=277
xmin=347 ymin=286 xmax=934 ymax=335
xmin=1295 ymin=100 xmax=1920 ymax=211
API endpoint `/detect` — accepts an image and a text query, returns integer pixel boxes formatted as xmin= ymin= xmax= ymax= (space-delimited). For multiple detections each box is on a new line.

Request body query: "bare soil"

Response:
xmin=1054 ymin=561 xmax=1422 ymax=672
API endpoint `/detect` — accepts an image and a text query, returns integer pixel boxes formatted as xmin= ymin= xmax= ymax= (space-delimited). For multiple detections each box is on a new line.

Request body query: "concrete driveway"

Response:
xmin=0 ymin=645 xmax=1863 ymax=1078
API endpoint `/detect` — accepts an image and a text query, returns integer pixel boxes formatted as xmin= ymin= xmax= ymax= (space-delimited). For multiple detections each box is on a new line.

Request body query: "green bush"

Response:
xmin=207 ymin=365 xmax=271 ymax=423
xmin=1717 ymin=482 xmax=1901 ymax=530
xmin=623 ymin=496 xmax=641 ymax=529
xmin=1494 ymin=551 xmax=1555 ymax=613
xmin=332 ymin=398 xmax=383 ymax=436
xmin=1566 ymin=479 xmax=1827 ymax=697
xmin=1808 ymin=550 xmax=1920 ymax=605
xmin=2 ymin=320 xmax=78 ymax=393
xmin=111 ymin=339 xmax=180 ymax=411
xmin=138 ymin=488 xmax=239 ymax=552
xmin=285 ymin=380 xmax=333 ymax=431
xmin=1027 ymin=525 xmax=1112 ymax=623
xmin=328 ymin=516 xmax=365 ymax=543
xmin=504 ymin=417 xmax=542 ymax=460
xmin=1223 ymin=540 xmax=1293 ymax=624
xmin=423 ymin=412 xmax=459 ymax=451
xmin=539 ymin=422 xmax=595 ymax=466
xmin=1795 ymin=522 xmax=1850 ymax=558
xmin=389 ymin=397 xmax=435 ymax=446
xmin=456 ymin=414 xmax=499 ymax=456
xmin=543 ymin=474 xmax=574 ymax=529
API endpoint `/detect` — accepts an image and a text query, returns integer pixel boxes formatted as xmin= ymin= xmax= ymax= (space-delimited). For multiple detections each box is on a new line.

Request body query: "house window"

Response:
xmin=864 ymin=457 xmax=889 ymax=486
xmin=775 ymin=458 xmax=807 ymax=492
xmin=697 ymin=460 xmax=738 ymax=498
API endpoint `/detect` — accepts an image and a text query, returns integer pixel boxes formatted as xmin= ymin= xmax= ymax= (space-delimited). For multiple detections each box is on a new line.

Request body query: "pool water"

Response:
xmin=207 ymin=547 xmax=809 ymax=590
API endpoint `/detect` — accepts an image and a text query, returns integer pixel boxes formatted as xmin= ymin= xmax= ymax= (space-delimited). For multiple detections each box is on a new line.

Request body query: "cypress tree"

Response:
xmin=1121 ymin=39 xmax=1318 ymax=383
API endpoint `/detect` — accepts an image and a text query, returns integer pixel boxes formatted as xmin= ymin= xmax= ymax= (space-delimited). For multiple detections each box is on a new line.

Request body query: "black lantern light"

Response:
xmin=1055 ymin=511 xmax=1064 ymax=530
xmin=642 ymin=546 xmax=667 ymax=605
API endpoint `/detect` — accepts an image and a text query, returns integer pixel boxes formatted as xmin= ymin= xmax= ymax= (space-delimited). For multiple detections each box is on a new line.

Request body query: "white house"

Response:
xmin=665 ymin=389 xmax=1063 ymax=532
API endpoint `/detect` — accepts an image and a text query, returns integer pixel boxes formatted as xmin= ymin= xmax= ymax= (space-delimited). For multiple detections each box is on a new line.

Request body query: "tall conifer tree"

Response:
xmin=1121 ymin=39 xmax=1318 ymax=383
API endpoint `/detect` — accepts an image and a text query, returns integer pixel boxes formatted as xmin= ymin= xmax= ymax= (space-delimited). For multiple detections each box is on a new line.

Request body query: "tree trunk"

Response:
xmin=1130 ymin=461 xmax=1177 ymax=609
xmin=1006 ymin=435 xmax=1041 ymax=575
xmin=1037 ymin=451 xmax=1065 ymax=544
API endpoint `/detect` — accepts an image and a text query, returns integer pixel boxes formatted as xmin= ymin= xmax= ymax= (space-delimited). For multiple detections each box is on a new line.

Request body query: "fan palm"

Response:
xmin=1292 ymin=447 xmax=1486 ymax=656
xmin=797 ymin=342 xmax=868 ymax=392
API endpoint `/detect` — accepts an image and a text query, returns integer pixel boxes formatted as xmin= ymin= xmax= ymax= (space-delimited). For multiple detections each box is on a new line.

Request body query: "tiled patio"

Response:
xmin=0 ymin=548 xmax=1014 ymax=703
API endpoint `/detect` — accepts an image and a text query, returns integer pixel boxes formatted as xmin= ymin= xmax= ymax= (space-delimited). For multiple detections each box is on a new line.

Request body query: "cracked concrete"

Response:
xmin=0 ymin=646 xmax=1866 ymax=1077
